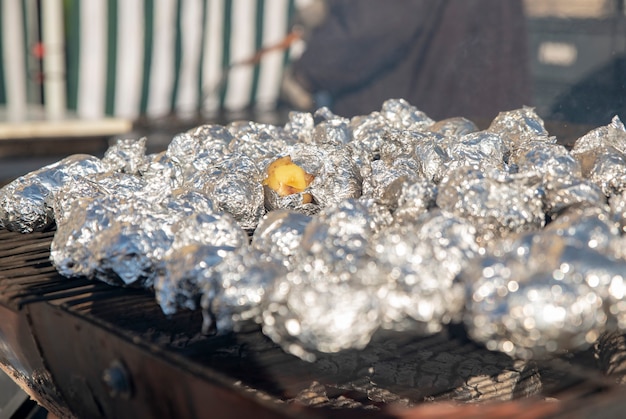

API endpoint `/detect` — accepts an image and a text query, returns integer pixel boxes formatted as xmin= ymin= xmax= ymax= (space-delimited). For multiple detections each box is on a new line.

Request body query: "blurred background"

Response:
xmin=0 ymin=0 xmax=625 ymax=181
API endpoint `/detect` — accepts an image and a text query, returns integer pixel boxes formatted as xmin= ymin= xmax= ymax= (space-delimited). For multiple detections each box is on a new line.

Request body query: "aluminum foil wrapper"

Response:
xmin=227 ymin=120 xmax=292 ymax=161
xmin=201 ymin=246 xmax=286 ymax=334
xmin=409 ymin=130 xmax=506 ymax=184
xmin=463 ymin=255 xmax=606 ymax=360
xmin=609 ymin=190 xmax=626 ymax=233
xmin=311 ymin=109 xmax=351 ymax=147
xmin=463 ymin=206 xmax=621 ymax=359
xmin=582 ymin=146 xmax=626 ymax=196
xmin=50 ymin=194 xmax=172 ymax=287
xmin=436 ymin=167 xmax=545 ymax=243
xmin=0 ymin=154 xmax=107 ymax=233
xmin=487 ymin=107 xmax=550 ymax=154
xmin=378 ymin=176 xmax=436 ymax=224
xmin=102 ymin=137 xmax=148 ymax=175
xmin=362 ymin=156 xmax=420 ymax=199
xmin=429 ymin=117 xmax=479 ymax=137
xmin=380 ymin=98 xmax=434 ymax=131
xmin=189 ymin=153 xmax=265 ymax=230
xmin=298 ymin=199 xmax=374 ymax=265
xmin=52 ymin=172 xmax=147 ymax=226
xmin=509 ymin=140 xmax=607 ymax=216
xmin=250 ymin=209 xmax=313 ymax=269
xmin=380 ymin=129 xmax=437 ymax=162
xmin=571 ymin=115 xmax=626 ymax=157
xmin=166 ymin=124 xmax=232 ymax=175
xmin=262 ymin=256 xmax=384 ymax=361
xmin=412 ymin=132 xmax=453 ymax=183
xmin=569 ymin=117 xmax=626 ymax=195
xmin=261 ymin=199 xmax=382 ymax=360
xmin=142 ymin=151 xmax=184 ymax=190
xmin=349 ymin=111 xmax=389 ymax=159
xmin=284 ymin=111 xmax=315 ymax=144
xmin=155 ymin=211 xmax=248 ymax=315
xmin=446 ymin=131 xmax=508 ymax=173
xmin=52 ymin=178 xmax=223 ymax=289
xmin=372 ymin=210 xmax=478 ymax=333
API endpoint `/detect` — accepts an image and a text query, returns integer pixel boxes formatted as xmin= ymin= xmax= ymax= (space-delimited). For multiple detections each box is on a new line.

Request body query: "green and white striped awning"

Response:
xmin=1 ymin=0 xmax=297 ymax=121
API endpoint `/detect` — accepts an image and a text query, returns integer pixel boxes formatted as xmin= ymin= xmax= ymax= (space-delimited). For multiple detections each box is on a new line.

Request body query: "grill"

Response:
xmin=2 ymin=215 xmax=626 ymax=417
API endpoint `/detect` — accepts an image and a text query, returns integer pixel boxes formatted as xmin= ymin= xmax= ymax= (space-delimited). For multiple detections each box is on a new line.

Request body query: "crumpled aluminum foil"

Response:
xmin=380 ymin=98 xmax=434 ymax=131
xmin=298 ymin=199 xmax=374 ymax=265
xmin=262 ymin=256 xmax=383 ymax=361
xmin=155 ymin=211 xmax=248 ymax=315
xmin=570 ymin=117 xmax=626 ymax=196
xmin=410 ymin=129 xmax=510 ymax=185
xmin=372 ymin=210 xmax=478 ymax=334
xmin=284 ymin=111 xmax=315 ymax=144
xmin=227 ymin=120 xmax=292 ymax=161
xmin=312 ymin=109 xmax=351 ymax=147
xmin=250 ymin=209 xmax=313 ymax=269
xmin=51 ymin=175 xmax=225 ymax=289
xmin=571 ymin=115 xmax=626 ymax=157
xmin=509 ymin=139 xmax=608 ymax=216
xmin=0 ymin=154 xmax=107 ymax=233
xmin=429 ymin=117 xmax=479 ymax=137
xmin=201 ymin=246 xmax=286 ymax=334
xmin=189 ymin=152 xmax=265 ymax=230
xmin=609 ymin=190 xmax=626 ymax=233
xmin=261 ymin=199 xmax=381 ymax=359
xmin=463 ymin=205 xmax=621 ymax=359
xmin=102 ymin=137 xmax=148 ymax=175
xmin=50 ymin=193 xmax=171 ymax=287
xmin=362 ymin=156 xmax=421 ymax=199
xmin=52 ymin=172 xmax=147 ymax=226
xmin=463 ymin=254 xmax=607 ymax=360
xmin=487 ymin=107 xmax=550 ymax=154
xmin=583 ymin=147 xmax=626 ymax=196
xmin=436 ymin=167 xmax=545 ymax=243
xmin=378 ymin=176 xmax=436 ymax=224
xmin=10 ymin=99 xmax=626 ymax=364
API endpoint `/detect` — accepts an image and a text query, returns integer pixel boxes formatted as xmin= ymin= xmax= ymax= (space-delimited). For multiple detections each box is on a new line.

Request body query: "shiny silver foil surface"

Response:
xmin=570 ymin=115 xmax=626 ymax=157
xmin=463 ymin=206 xmax=622 ymax=359
xmin=202 ymin=246 xmax=286 ymax=334
xmin=0 ymin=154 xmax=107 ymax=233
xmin=429 ymin=117 xmax=479 ymax=137
xmin=102 ymin=137 xmax=148 ymax=174
xmin=570 ymin=117 xmax=626 ymax=196
xmin=487 ymin=107 xmax=550 ymax=153
xmin=436 ymin=167 xmax=545 ymax=243
xmin=379 ymin=176 xmax=436 ymax=224
xmin=190 ymin=153 xmax=265 ymax=230
xmin=380 ymin=98 xmax=434 ymax=131
xmin=227 ymin=120 xmax=292 ymax=161
xmin=373 ymin=210 xmax=478 ymax=334
xmin=262 ymin=199 xmax=381 ymax=360
xmin=155 ymin=211 xmax=248 ymax=315
xmin=251 ymin=210 xmax=313 ymax=269
xmin=8 ymin=99 xmax=626 ymax=363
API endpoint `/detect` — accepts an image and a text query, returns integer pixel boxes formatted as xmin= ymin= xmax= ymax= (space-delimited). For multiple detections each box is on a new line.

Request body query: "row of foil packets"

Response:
xmin=2 ymin=99 xmax=626 ymax=361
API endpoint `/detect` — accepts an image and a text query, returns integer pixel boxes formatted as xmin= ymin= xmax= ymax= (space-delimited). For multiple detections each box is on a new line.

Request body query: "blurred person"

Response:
xmin=282 ymin=0 xmax=531 ymax=120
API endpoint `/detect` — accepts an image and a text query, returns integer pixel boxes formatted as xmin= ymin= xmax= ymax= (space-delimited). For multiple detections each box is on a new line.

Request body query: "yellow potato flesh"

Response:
xmin=264 ymin=156 xmax=314 ymax=200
